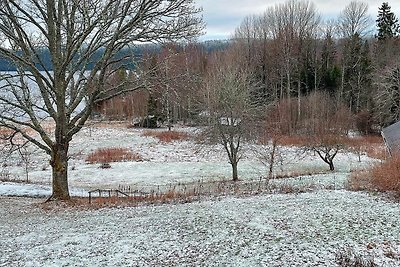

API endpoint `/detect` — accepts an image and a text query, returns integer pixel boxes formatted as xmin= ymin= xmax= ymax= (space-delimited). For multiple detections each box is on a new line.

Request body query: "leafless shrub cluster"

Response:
xmin=142 ymin=130 xmax=191 ymax=143
xmin=345 ymin=136 xmax=386 ymax=161
xmin=85 ymin=148 xmax=143 ymax=164
xmin=348 ymin=155 xmax=400 ymax=196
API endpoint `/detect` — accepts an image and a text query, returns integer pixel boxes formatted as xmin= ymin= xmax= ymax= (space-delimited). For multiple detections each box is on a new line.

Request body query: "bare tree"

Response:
xmin=234 ymin=0 xmax=320 ymax=118
xmin=301 ymin=92 xmax=353 ymax=171
xmin=200 ymin=52 xmax=260 ymax=181
xmin=337 ymin=1 xmax=373 ymax=38
xmin=374 ymin=62 xmax=400 ymax=126
xmin=0 ymin=0 xmax=203 ymax=200
xmin=252 ymin=121 xmax=283 ymax=179
xmin=336 ymin=2 xmax=373 ymax=111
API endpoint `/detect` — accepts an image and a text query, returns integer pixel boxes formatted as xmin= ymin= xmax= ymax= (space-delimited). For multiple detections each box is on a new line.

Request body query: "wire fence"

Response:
xmin=87 ymin=176 xmax=335 ymax=205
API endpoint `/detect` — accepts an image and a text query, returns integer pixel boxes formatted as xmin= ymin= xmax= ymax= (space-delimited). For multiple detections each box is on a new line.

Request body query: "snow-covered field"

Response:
xmin=1 ymin=191 xmax=400 ymax=266
xmin=1 ymin=122 xmax=398 ymax=266
xmin=1 ymin=123 xmax=375 ymax=193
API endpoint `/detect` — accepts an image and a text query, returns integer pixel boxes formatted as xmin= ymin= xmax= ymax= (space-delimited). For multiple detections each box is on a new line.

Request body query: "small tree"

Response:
xmin=307 ymin=134 xmax=346 ymax=171
xmin=252 ymin=103 xmax=289 ymax=179
xmin=253 ymin=130 xmax=282 ymax=179
xmin=201 ymin=53 xmax=259 ymax=181
xmin=300 ymin=92 xmax=353 ymax=171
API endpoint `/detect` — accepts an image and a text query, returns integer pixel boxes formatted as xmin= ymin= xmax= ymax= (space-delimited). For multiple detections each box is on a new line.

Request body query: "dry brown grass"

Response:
xmin=85 ymin=147 xmax=142 ymax=164
xmin=48 ymin=189 xmax=199 ymax=210
xmin=274 ymin=134 xmax=386 ymax=160
xmin=0 ymin=127 xmax=14 ymax=136
xmin=364 ymin=146 xmax=387 ymax=160
xmin=142 ymin=130 xmax=190 ymax=143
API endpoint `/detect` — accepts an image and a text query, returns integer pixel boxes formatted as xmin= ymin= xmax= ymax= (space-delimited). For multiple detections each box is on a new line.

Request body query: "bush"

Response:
xmin=86 ymin=148 xmax=142 ymax=164
xmin=370 ymin=156 xmax=400 ymax=192
xmin=348 ymin=155 xmax=400 ymax=195
xmin=347 ymin=170 xmax=373 ymax=191
xmin=142 ymin=130 xmax=190 ymax=143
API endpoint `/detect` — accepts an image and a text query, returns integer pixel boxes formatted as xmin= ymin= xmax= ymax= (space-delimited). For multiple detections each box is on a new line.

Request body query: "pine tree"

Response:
xmin=376 ymin=2 xmax=399 ymax=40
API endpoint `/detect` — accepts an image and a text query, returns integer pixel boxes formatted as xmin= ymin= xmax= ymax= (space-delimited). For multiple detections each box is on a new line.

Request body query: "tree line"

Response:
xmin=97 ymin=1 xmax=400 ymax=132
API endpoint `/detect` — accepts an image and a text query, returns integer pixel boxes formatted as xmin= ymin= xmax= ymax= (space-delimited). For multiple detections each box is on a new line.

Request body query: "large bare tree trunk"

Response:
xmin=0 ymin=0 xmax=203 ymax=201
xmin=50 ymin=144 xmax=70 ymax=200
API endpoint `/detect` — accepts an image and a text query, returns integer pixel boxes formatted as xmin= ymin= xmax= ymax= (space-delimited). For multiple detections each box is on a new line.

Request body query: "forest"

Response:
xmin=95 ymin=1 xmax=400 ymax=132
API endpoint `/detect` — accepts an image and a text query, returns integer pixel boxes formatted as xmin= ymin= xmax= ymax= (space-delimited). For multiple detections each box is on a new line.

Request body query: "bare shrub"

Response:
xmin=348 ymin=155 xmax=400 ymax=195
xmin=277 ymin=135 xmax=309 ymax=146
xmin=142 ymin=130 xmax=190 ymax=143
xmin=345 ymin=136 xmax=386 ymax=161
xmin=370 ymin=155 xmax=400 ymax=193
xmin=347 ymin=170 xmax=373 ymax=191
xmin=85 ymin=148 xmax=142 ymax=164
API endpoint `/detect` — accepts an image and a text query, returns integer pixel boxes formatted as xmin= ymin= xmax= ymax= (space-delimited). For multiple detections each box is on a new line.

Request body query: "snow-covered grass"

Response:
xmin=1 ymin=122 xmax=396 ymax=266
xmin=0 ymin=123 xmax=377 ymax=192
xmin=1 ymin=190 xmax=399 ymax=266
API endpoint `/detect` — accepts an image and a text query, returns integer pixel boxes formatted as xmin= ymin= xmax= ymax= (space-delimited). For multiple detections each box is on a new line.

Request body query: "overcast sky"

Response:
xmin=196 ymin=0 xmax=400 ymax=40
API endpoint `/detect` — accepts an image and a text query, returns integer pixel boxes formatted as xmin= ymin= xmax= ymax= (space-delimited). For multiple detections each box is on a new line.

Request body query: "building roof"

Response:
xmin=382 ymin=121 xmax=400 ymax=155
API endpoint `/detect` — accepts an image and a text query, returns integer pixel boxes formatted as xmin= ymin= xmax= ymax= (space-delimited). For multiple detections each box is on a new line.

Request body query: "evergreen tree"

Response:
xmin=376 ymin=2 xmax=399 ymax=40
xmin=320 ymin=31 xmax=340 ymax=93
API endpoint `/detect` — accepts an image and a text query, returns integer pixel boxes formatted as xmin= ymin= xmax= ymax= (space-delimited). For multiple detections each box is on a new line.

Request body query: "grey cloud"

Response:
xmin=196 ymin=0 xmax=400 ymax=40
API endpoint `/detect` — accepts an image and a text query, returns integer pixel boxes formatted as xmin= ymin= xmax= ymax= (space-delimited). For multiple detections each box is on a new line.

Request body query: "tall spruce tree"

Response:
xmin=376 ymin=2 xmax=399 ymax=40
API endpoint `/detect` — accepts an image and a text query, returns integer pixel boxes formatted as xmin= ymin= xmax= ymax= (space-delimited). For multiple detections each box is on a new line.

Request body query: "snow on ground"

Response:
xmin=1 ymin=190 xmax=399 ymax=266
xmin=0 ymin=123 xmax=377 ymax=192
xmin=0 ymin=123 xmax=397 ymax=266
xmin=0 ymin=182 xmax=87 ymax=198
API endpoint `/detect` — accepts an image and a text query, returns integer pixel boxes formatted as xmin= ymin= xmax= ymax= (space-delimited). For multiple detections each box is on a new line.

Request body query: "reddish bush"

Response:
xmin=347 ymin=169 xmax=373 ymax=191
xmin=274 ymin=135 xmax=309 ymax=146
xmin=348 ymin=155 xmax=400 ymax=195
xmin=85 ymin=148 xmax=142 ymax=164
xmin=142 ymin=130 xmax=190 ymax=143
xmin=371 ymin=156 xmax=400 ymax=192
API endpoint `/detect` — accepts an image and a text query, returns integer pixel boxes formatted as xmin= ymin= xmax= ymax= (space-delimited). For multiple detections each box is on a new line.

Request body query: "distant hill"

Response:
xmin=0 ymin=40 xmax=229 ymax=71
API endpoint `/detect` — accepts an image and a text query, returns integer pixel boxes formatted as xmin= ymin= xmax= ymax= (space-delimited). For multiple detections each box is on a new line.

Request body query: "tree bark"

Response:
xmin=268 ymin=140 xmax=277 ymax=179
xmin=232 ymin=162 xmax=239 ymax=181
xmin=50 ymin=144 xmax=70 ymax=200
xmin=328 ymin=161 xmax=335 ymax=171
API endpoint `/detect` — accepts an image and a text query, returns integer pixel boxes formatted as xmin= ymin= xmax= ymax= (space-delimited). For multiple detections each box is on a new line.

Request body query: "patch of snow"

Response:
xmin=0 ymin=182 xmax=87 ymax=198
